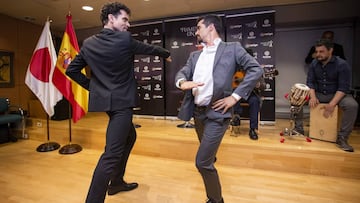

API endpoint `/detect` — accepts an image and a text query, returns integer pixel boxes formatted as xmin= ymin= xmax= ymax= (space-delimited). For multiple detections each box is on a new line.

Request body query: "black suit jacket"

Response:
xmin=66 ymin=28 xmax=170 ymax=112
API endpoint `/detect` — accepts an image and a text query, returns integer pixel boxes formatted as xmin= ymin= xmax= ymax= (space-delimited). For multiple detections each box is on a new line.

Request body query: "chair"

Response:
xmin=0 ymin=98 xmax=25 ymax=142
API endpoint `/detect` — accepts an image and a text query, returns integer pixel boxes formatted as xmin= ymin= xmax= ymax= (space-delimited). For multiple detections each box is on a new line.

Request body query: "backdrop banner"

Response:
xmin=164 ymin=18 xmax=198 ymax=117
xmin=131 ymin=22 xmax=166 ymax=116
xmin=225 ymin=11 xmax=276 ymax=123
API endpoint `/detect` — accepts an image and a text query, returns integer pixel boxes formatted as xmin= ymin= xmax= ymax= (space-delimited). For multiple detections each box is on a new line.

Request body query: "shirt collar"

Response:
xmin=317 ymin=55 xmax=336 ymax=66
xmin=202 ymin=38 xmax=222 ymax=53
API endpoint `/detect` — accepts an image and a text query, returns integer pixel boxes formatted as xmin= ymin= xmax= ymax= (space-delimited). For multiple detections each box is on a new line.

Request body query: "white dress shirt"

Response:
xmin=192 ymin=38 xmax=221 ymax=106
xmin=176 ymin=38 xmax=241 ymax=106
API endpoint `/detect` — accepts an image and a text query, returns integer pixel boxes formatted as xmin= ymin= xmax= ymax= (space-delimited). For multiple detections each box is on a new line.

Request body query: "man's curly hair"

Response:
xmin=100 ymin=2 xmax=131 ymax=26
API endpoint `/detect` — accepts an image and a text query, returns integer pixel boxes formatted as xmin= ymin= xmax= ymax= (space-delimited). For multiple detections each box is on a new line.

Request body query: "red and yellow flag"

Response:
xmin=52 ymin=14 xmax=88 ymax=123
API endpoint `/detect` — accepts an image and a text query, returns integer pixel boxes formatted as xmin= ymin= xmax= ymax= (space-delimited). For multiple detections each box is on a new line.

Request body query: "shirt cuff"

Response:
xmin=176 ymin=78 xmax=186 ymax=88
xmin=231 ymin=93 xmax=241 ymax=101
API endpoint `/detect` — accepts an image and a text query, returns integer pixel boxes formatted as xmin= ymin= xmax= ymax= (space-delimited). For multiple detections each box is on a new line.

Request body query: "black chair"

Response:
xmin=0 ymin=98 xmax=25 ymax=142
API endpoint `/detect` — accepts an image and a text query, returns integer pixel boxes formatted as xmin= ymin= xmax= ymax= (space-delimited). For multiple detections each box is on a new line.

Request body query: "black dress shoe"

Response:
xmin=249 ymin=128 xmax=258 ymax=140
xmin=206 ymin=198 xmax=224 ymax=203
xmin=108 ymin=182 xmax=138 ymax=195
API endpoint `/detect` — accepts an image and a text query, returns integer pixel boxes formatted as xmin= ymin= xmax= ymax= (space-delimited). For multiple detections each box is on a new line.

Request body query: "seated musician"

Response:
xmin=296 ymin=39 xmax=357 ymax=152
xmin=230 ymin=71 xmax=266 ymax=140
xmin=230 ymin=48 xmax=266 ymax=140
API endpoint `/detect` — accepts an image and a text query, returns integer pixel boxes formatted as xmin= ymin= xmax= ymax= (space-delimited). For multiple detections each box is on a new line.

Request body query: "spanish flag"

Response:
xmin=52 ymin=14 xmax=88 ymax=123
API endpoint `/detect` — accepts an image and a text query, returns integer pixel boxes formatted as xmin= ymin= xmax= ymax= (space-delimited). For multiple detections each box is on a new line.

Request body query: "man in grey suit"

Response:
xmin=175 ymin=15 xmax=263 ymax=203
xmin=66 ymin=2 xmax=170 ymax=203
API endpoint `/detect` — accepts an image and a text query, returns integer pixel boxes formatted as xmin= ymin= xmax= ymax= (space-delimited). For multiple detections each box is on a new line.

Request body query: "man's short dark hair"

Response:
xmin=197 ymin=14 xmax=223 ymax=35
xmin=315 ymin=39 xmax=334 ymax=50
xmin=100 ymin=2 xmax=131 ymax=26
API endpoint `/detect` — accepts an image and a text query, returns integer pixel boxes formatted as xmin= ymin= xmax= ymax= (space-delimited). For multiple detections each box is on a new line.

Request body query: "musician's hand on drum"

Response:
xmin=309 ymin=98 xmax=319 ymax=108
xmin=323 ymin=104 xmax=335 ymax=118
xmin=212 ymin=96 xmax=237 ymax=114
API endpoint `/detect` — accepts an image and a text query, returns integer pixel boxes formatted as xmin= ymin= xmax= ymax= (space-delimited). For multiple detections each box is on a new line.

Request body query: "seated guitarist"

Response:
xmin=230 ymin=48 xmax=266 ymax=140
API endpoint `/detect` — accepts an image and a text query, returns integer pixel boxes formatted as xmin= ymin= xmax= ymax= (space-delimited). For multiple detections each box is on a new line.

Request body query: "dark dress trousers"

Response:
xmin=66 ymin=28 xmax=170 ymax=203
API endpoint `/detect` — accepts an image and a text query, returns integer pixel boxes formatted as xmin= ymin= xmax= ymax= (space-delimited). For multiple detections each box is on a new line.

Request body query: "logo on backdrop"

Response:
xmin=154 ymin=84 xmax=161 ymax=91
xmin=152 ymin=75 xmax=162 ymax=81
xmin=247 ymin=31 xmax=256 ymax=39
xmin=171 ymin=41 xmax=180 ymax=49
xmin=179 ymin=26 xmax=197 ymax=37
xmin=141 ymin=30 xmax=150 ymax=36
xmin=141 ymin=57 xmax=150 ymax=63
xmin=262 ymin=19 xmax=272 ymax=27
xmin=262 ymin=50 xmax=272 ymax=59
xmin=245 ymin=21 xmax=257 ymax=28
xmin=261 ymin=40 xmax=273 ymax=47
xmin=153 ymin=28 xmax=160 ymax=36
xmin=142 ymin=84 xmax=151 ymax=91
xmin=153 ymin=56 xmax=161 ymax=63
xmin=143 ymin=66 xmax=149 ymax=73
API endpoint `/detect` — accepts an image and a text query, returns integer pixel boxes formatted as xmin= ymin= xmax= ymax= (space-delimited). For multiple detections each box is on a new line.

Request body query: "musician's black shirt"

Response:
xmin=306 ymin=56 xmax=351 ymax=95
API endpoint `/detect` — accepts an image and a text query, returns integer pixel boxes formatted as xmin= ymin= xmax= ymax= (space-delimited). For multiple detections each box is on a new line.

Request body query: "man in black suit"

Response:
xmin=66 ymin=2 xmax=171 ymax=203
xmin=175 ymin=15 xmax=263 ymax=203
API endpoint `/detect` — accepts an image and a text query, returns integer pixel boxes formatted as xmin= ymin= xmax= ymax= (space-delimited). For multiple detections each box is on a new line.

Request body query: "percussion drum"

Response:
xmin=289 ymin=83 xmax=310 ymax=106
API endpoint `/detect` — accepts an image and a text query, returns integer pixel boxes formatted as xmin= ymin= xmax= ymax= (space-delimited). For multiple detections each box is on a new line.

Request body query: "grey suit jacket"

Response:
xmin=175 ymin=41 xmax=263 ymax=121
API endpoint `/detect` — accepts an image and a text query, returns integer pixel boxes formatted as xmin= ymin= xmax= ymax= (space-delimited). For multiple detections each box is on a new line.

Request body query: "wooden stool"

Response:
xmin=309 ymin=104 xmax=341 ymax=142
xmin=230 ymin=114 xmax=241 ymax=137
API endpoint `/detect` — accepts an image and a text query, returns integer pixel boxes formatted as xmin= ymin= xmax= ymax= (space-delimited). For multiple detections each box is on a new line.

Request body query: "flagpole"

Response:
xmin=53 ymin=11 xmax=86 ymax=154
xmin=58 ymin=100 xmax=82 ymax=154
xmin=36 ymin=115 xmax=61 ymax=152
xmin=25 ymin=18 xmax=62 ymax=152
xmin=57 ymin=10 xmax=82 ymax=155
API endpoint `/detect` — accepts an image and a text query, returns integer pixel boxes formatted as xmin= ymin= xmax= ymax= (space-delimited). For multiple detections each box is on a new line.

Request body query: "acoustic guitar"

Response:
xmin=232 ymin=71 xmax=245 ymax=88
xmin=232 ymin=69 xmax=279 ymax=88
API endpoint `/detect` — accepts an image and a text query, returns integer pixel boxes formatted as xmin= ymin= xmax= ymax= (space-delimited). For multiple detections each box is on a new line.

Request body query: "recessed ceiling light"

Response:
xmin=82 ymin=6 xmax=94 ymax=11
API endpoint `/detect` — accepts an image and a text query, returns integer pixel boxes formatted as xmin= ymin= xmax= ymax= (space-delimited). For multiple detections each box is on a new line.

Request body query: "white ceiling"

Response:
xmin=0 ymin=0 xmax=326 ymax=31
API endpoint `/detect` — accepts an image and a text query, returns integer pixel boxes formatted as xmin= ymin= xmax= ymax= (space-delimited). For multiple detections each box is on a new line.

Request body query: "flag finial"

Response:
xmin=68 ymin=1 xmax=71 ymax=16
xmin=46 ymin=16 xmax=52 ymax=23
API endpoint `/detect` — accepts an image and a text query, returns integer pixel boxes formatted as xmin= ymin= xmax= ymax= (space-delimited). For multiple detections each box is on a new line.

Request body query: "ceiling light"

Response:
xmin=82 ymin=6 xmax=94 ymax=11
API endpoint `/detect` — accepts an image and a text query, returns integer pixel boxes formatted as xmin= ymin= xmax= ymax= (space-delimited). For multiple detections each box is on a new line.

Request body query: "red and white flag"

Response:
xmin=25 ymin=20 xmax=63 ymax=117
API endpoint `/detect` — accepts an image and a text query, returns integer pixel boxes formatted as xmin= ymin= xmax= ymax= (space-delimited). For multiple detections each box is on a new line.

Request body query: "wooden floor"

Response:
xmin=1 ymin=112 xmax=360 ymax=203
